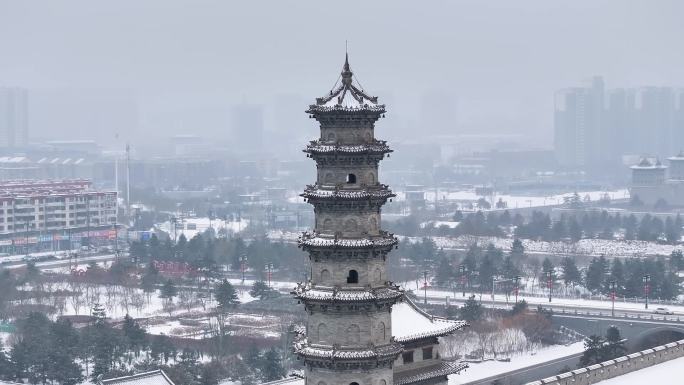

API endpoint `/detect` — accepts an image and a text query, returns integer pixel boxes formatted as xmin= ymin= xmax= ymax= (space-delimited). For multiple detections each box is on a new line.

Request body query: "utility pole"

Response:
xmin=240 ymin=255 xmax=247 ymax=284
xmin=459 ymin=265 xmax=467 ymax=297
xmin=610 ymin=280 xmax=617 ymax=317
xmin=547 ymin=270 xmax=553 ymax=303
xmin=643 ymin=274 xmax=651 ymax=310
xmin=265 ymin=263 xmax=274 ymax=287
xmin=126 ymin=143 xmax=131 ymax=217
xmin=423 ymin=270 xmax=429 ymax=305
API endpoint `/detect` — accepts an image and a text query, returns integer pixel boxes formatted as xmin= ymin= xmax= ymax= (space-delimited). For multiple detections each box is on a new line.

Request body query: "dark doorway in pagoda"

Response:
xmin=346 ymin=173 xmax=356 ymax=184
xmin=347 ymin=270 xmax=359 ymax=284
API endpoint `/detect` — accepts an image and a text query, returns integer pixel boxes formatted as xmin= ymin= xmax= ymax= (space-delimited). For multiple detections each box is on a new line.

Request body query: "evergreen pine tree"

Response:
xmin=261 ymin=347 xmax=286 ymax=381
xmin=459 ymin=295 xmax=483 ymax=322
xmin=215 ymin=279 xmax=240 ymax=310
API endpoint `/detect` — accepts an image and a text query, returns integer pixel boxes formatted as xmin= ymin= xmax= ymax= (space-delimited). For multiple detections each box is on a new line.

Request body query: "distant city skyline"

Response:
xmin=2 ymin=0 xmax=684 ymax=155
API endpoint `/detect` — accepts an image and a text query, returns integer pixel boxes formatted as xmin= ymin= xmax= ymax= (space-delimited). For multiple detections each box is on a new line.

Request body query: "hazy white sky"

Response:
xmin=1 ymin=0 xmax=683 ymax=148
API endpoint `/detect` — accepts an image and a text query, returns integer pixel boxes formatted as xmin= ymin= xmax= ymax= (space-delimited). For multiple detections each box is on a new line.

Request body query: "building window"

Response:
xmin=347 ymin=270 xmax=358 ymax=284
xmin=346 ymin=173 xmax=356 ymax=184
xmin=402 ymin=351 xmax=414 ymax=364
xmin=422 ymin=347 xmax=433 ymax=360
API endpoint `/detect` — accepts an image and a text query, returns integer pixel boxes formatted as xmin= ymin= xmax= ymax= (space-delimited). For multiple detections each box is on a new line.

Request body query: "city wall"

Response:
xmin=525 ymin=339 xmax=684 ymax=385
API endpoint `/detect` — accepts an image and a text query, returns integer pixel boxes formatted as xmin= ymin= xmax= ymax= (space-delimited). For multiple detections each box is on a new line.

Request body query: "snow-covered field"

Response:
xmin=157 ymin=217 xmax=250 ymax=240
xmin=395 ymin=189 xmax=629 ymax=209
xmin=448 ymin=342 xmax=585 ymax=384
xmin=405 ymin=235 xmax=683 ymax=257
xmin=597 ymin=355 xmax=684 ymax=385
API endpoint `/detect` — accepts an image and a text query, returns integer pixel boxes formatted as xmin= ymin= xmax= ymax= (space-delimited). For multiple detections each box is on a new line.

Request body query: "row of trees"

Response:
xmin=0 ymin=310 xmax=286 ymax=385
xmin=514 ymin=211 xmax=683 ymax=244
xmin=129 ymin=233 xmax=306 ymax=280
xmin=418 ymin=238 xmax=681 ymax=300
xmin=389 ymin=208 xmax=683 ymax=245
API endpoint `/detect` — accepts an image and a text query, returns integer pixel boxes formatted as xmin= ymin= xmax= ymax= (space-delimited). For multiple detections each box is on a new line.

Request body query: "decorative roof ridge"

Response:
xmin=308 ymin=54 xmax=384 ymax=113
xmin=393 ymin=361 xmax=469 ymax=385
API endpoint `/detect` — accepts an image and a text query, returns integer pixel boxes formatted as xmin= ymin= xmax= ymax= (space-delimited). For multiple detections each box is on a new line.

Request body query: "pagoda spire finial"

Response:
xmin=342 ymin=50 xmax=352 ymax=85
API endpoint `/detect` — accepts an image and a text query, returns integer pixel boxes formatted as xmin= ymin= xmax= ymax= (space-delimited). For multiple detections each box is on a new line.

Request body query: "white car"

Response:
xmin=654 ymin=307 xmax=674 ymax=315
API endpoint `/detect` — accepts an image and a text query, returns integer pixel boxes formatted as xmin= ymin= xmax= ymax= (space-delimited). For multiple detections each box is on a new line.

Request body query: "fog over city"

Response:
xmin=2 ymin=1 xmax=684 ymax=155
xmin=1 ymin=2 xmax=684 ymax=385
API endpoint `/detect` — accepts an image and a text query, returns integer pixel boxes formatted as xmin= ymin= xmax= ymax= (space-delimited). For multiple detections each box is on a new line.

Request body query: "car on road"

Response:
xmin=654 ymin=307 xmax=674 ymax=315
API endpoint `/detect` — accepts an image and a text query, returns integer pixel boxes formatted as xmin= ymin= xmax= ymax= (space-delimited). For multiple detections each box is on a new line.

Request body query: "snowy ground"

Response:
xmin=448 ymin=342 xmax=585 ymax=384
xmin=597 ymin=355 xmax=684 ymax=385
xmin=404 ymin=235 xmax=683 ymax=258
xmin=395 ymin=189 xmax=629 ymax=209
xmin=156 ymin=217 xmax=250 ymax=240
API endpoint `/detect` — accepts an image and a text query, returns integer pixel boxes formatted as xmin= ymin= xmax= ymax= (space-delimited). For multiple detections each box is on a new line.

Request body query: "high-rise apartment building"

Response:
xmin=554 ymin=78 xmax=683 ymax=172
xmin=554 ymin=77 xmax=604 ymax=168
xmin=0 ymin=87 xmax=29 ymax=148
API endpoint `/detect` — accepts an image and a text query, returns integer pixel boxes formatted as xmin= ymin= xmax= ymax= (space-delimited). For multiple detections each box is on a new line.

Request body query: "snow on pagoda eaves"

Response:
xmin=392 ymin=297 xmax=468 ymax=343
xmin=294 ymin=342 xmax=403 ymax=361
xmin=307 ymin=54 xmax=386 ymax=114
xmin=301 ymin=184 xmax=395 ymax=200
xmin=293 ymin=283 xmax=403 ymax=303
xmin=298 ymin=231 xmax=398 ymax=249
xmin=304 ymin=140 xmax=392 ymax=155
xmin=394 ymin=361 xmax=469 ymax=385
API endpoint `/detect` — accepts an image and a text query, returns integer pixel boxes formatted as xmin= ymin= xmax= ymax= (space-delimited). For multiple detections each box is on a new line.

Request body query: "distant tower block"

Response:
xmin=294 ymin=55 xmax=402 ymax=385
xmin=668 ymin=151 xmax=684 ymax=181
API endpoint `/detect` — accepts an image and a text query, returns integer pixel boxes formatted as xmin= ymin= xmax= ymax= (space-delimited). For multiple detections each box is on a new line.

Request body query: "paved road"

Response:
xmin=1 ymin=253 xmax=123 ymax=271
xmin=426 ymin=293 xmax=682 ymax=321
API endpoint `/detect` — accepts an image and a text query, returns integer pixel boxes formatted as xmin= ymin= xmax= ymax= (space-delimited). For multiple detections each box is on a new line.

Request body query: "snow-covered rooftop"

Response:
xmin=293 ymin=284 xmax=403 ymax=303
xmin=392 ymin=298 xmax=467 ymax=343
xmin=101 ymin=370 xmax=175 ymax=385
xmin=395 ymin=361 xmax=468 ymax=385
xmin=298 ymin=232 xmax=398 ymax=249
xmin=302 ymin=185 xmax=395 ymax=200
xmin=304 ymin=140 xmax=392 ymax=155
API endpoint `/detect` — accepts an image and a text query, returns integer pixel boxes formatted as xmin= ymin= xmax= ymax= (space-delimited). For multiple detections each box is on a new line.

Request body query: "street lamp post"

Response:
xmin=547 ymin=271 xmax=553 ymax=303
xmin=423 ymin=270 xmax=429 ymax=305
xmin=240 ymin=255 xmax=248 ymax=283
xmin=610 ymin=280 xmax=617 ymax=317
xmin=265 ymin=263 xmax=274 ymax=287
xmin=459 ymin=265 xmax=467 ymax=297
xmin=514 ymin=276 xmax=521 ymax=304
xmin=643 ymin=274 xmax=651 ymax=310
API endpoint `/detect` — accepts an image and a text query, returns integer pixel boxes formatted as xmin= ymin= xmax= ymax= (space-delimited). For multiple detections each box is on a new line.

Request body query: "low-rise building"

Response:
xmin=0 ymin=179 xmax=117 ymax=253
xmin=630 ymin=155 xmax=684 ymax=206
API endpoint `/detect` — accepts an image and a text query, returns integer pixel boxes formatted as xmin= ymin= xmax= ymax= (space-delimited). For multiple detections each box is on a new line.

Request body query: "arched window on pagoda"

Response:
xmin=346 ymin=173 xmax=356 ymax=184
xmin=317 ymin=323 xmax=328 ymax=344
xmin=347 ymin=269 xmax=359 ymax=284
xmin=377 ymin=321 xmax=386 ymax=341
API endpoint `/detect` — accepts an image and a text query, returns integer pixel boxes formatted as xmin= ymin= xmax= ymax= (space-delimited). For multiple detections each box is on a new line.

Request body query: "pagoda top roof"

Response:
xmin=308 ymin=54 xmax=385 ymax=113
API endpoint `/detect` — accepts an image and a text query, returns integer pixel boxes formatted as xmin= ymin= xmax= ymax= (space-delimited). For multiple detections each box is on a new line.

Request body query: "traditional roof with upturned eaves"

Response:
xmin=306 ymin=54 xmax=386 ymax=114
